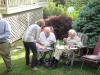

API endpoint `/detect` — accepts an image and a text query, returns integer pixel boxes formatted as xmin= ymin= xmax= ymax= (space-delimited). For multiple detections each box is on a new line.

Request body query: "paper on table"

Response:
xmin=56 ymin=45 xmax=65 ymax=49
xmin=70 ymin=47 xmax=78 ymax=50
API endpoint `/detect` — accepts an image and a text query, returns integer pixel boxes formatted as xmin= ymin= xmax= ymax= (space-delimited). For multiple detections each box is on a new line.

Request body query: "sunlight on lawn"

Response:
xmin=11 ymin=49 xmax=32 ymax=61
xmin=0 ymin=49 xmax=25 ymax=64
xmin=11 ymin=51 xmax=25 ymax=61
xmin=0 ymin=57 xmax=3 ymax=64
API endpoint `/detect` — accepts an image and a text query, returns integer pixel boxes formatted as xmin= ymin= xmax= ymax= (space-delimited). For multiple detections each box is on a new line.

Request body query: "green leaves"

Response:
xmin=73 ymin=0 xmax=100 ymax=47
xmin=43 ymin=0 xmax=89 ymax=20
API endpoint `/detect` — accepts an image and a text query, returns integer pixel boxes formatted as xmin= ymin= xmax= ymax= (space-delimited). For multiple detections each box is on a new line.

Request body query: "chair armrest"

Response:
xmin=83 ymin=45 xmax=94 ymax=54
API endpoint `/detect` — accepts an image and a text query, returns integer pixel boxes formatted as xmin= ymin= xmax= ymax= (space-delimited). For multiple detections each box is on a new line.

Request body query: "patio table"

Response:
xmin=55 ymin=45 xmax=78 ymax=67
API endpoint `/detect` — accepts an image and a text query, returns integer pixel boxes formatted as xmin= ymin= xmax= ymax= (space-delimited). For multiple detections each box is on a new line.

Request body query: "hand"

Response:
xmin=63 ymin=38 xmax=67 ymax=44
xmin=50 ymin=41 xmax=54 ymax=44
xmin=44 ymin=42 xmax=50 ymax=47
xmin=63 ymin=38 xmax=67 ymax=41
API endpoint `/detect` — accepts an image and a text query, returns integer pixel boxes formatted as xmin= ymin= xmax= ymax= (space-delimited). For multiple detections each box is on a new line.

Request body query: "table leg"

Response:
xmin=70 ymin=51 xmax=75 ymax=68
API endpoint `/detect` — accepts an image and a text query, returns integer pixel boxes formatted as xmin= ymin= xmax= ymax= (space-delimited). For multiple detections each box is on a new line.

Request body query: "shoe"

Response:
xmin=31 ymin=67 xmax=38 ymax=71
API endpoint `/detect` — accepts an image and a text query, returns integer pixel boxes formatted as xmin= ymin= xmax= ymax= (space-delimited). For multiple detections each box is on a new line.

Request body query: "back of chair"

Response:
xmin=93 ymin=39 xmax=100 ymax=55
xmin=77 ymin=32 xmax=88 ymax=46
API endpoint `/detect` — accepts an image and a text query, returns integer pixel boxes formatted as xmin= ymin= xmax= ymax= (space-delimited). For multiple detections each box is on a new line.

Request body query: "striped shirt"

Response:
xmin=0 ymin=19 xmax=11 ymax=42
xmin=22 ymin=24 xmax=40 ymax=42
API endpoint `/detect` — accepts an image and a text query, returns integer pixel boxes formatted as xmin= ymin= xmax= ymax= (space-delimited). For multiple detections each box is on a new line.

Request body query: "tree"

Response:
xmin=73 ymin=0 xmax=100 ymax=47
xmin=45 ymin=15 xmax=72 ymax=39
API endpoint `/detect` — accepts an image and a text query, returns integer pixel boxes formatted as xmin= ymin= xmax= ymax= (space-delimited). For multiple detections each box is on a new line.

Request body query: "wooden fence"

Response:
xmin=3 ymin=8 xmax=43 ymax=43
xmin=0 ymin=0 xmax=47 ymax=7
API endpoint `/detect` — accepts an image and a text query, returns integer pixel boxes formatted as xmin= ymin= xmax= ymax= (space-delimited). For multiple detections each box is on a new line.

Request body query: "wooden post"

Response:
xmin=6 ymin=0 xmax=9 ymax=13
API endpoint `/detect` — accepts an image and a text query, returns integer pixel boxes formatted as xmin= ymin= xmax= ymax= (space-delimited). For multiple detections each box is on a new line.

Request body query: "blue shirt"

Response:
xmin=0 ymin=19 xmax=11 ymax=42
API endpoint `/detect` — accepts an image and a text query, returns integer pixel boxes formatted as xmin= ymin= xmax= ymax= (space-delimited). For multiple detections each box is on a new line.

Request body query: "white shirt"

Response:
xmin=39 ymin=31 xmax=56 ymax=46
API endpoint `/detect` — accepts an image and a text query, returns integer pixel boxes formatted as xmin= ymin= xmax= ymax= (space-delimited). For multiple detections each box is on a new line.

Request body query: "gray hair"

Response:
xmin=44 ymin=27 xmax=51 ymax=32
xmin=68 ymin=29 xmax=77 ymax=35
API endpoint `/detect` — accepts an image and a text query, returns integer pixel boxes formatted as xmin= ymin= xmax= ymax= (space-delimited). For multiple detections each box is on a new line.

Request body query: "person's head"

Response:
xmin=43 ymin=27 xmax=51 ymax=37
xmin=68 ymin=29 xmax=77 ymax=38
xmin=36 ymin=19 xmax=45 ymax=27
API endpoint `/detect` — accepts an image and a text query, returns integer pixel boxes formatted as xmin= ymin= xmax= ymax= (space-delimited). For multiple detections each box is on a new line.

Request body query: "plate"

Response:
xmin=70 ymin=47 xmax=78 ymax=50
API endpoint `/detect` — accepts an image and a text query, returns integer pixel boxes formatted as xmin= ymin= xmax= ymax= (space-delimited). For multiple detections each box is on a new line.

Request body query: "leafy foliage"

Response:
xmin=73 ymin=0 xmax=100 ymax=47
xmin=53 ymin=0 xmax=66 ymax=6
xmin=44 ymin=0 xmax=76 ymax=20
xmin=43 ymin=0 xmax=89 ymax=20
xmin=45 ymin=15 xmax=72 ymax=39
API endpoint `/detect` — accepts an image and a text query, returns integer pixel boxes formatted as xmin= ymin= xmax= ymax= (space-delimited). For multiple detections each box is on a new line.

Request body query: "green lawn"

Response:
xmin=0 ymin=40 xmax=99 ymax=75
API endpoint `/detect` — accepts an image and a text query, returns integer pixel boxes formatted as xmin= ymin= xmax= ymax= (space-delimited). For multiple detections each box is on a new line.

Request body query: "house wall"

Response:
xmin=3 ymin=8 xmax=43 ymax=43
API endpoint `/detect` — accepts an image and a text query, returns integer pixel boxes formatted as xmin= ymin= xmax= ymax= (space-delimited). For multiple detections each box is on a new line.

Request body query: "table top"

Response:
xmin=38 ymin=47 xmax=54 ymax=52
xmin=56 ymin=45 xmax=78 ymax=50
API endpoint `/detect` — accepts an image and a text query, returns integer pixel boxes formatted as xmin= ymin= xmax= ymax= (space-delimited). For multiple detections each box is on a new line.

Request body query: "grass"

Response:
xmin=0 ymin=40 xmax=100 ymax=75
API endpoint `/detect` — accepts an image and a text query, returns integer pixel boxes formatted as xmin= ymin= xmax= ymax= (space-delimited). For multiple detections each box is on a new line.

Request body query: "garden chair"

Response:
xmin=81 ymin=38 xmax=100 ymax=72
xmin=63 ymin=32 xmax=88 ymax=67
xmin=71 ymin=32 xmax=88 ymax=65
xmin=77 ymin=32 xmax=88 ymax=47
xmin=37 ymin=43 xmax=55 ymax=65
xmin=76 ymin=32 xmax=88 ymax=56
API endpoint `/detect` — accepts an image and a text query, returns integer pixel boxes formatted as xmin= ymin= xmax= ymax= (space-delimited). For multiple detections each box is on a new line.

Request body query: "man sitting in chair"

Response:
xmin=36 ymin=27 xmax=56 ymax=64
xmin=49 ymin=29 xmax=83 ymax=68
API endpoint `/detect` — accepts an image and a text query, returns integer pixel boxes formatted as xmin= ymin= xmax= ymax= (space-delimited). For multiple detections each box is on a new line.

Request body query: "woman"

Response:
xmin=63 ymin=29 xmax=83 ymax=48
xmin=22 ymin=20 xmax=42 ymax=71
xmin=49 ymin=29 xmax=83 ymax=68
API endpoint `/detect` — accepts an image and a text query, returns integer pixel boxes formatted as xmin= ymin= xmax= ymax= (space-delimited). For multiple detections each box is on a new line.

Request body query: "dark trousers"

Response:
xmin=23 ymin=42 xmax=37 ymax=68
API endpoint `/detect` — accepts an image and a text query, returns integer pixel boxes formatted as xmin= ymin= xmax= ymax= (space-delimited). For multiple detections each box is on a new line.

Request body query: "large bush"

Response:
xmin=73 ymin=0 xmax=100 ymax=47
xmin=45 ymin=15 xmax=72 ymax=39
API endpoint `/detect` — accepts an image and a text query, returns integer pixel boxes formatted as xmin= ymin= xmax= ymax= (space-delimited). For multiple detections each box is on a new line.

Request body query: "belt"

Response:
xmin=0 ymin=42 xmax=5 ymax=44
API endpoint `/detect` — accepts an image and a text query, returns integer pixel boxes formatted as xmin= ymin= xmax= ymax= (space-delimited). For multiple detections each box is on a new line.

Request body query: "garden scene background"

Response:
xmin=0 ymin=0 xmax=100 ymax=75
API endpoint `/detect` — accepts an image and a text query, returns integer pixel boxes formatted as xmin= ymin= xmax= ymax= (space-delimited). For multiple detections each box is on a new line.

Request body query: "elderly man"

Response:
xmin=0 ymin=14 xmax=12 ymax=72
xmin=49 ymin=29 xmax=83 ymax=68
xmin=36 ymin=27 xmax=56 ymax=64
xmin=39 ymin=27 xmax=56 ymax=46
